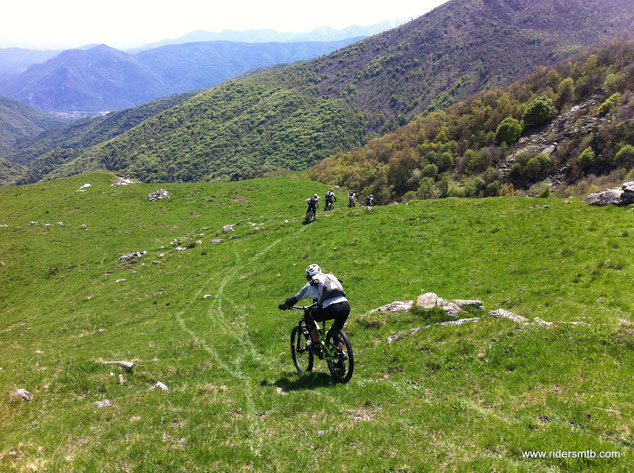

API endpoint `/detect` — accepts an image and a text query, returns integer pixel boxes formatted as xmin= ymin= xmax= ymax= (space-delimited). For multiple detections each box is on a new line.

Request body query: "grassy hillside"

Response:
xmin=28 ymin=0 xmax=634 ymax=183
xmin=46 ymin=82 xmax=368 ymax=182
xmin=309 ymin=41 xmax=634 ymax=203
xmin=0 ymin=173 xmax=632 ymax=472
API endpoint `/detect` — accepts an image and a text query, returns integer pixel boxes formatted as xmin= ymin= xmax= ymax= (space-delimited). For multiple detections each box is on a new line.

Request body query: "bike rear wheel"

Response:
xmin=326 ymin=329 xmax=353 ymax=383
xmin=291 ymin=325 xmax=313 ymax=373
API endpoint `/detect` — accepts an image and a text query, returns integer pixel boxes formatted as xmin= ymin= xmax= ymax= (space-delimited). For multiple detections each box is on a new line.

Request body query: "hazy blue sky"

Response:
xmin=1 ymin=0 xmax=447 ymax=49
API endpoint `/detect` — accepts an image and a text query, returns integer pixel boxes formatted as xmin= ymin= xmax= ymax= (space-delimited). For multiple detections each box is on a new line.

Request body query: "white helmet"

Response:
xmin=305 ymin=264 xmax=322 ymax=278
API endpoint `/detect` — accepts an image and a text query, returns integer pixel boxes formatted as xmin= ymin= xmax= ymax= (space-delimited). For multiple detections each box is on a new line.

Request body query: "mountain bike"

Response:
xmin=289 ymin=304 xmax=354 ymax=383
xmin=325 ymin=200 xmax=334 ymax=211
xmin=304 ymin=206 xmax=316 ymax=223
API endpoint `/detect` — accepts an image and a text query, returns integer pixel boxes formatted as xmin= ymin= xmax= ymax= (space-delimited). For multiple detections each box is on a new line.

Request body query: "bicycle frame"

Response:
xmin=291 ymin=305 xmax=338 ymax=360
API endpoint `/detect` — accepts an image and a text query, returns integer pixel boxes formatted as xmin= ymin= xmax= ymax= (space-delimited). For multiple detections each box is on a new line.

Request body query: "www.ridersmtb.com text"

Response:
xmin=522 ymin=450 xmax=621 ymax=459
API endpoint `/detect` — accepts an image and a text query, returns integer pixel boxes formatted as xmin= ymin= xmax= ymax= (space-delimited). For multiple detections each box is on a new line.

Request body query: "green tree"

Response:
xmin=421 ymin=163 xmax=438 ymax=179
xmin=523 ymin=96 xmax=557 ymax=126
xmin=556 ymin=78 xmax=575 ymax=107
xmin=495 ymin=117 xmax=523 ymax=144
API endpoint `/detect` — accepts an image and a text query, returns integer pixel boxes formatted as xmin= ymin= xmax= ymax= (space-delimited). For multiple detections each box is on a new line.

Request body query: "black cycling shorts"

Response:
xmin=310 ymin=301 xmax=350 ymax=331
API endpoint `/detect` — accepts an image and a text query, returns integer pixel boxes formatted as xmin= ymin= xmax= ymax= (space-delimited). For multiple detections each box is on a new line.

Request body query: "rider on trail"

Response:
xmin=279 ymin=264 xmax=350 ymax=357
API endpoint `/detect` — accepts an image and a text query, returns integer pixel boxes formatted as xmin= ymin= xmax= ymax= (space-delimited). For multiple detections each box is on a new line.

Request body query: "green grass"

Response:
xmin=0 ymin=173 xmax=632 ymax=472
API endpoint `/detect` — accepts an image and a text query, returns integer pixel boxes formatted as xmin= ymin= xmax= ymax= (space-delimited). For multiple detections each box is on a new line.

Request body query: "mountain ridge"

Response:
xmin=31 ymin=0 xmax=633 ymax=183
xmin=0 ymin=39 xmax=367 ymax=113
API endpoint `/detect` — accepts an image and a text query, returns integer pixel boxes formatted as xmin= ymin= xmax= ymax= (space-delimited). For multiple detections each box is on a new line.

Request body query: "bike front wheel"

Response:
xmin=291 ymin=325 xmax=313 ymax=373
xmin=326 ymin=330 xmax=354 ymax=383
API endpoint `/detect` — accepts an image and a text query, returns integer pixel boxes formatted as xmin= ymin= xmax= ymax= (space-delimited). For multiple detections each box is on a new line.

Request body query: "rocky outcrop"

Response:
xmin=415 ymin=292 xmax=482 ymax=317
xmin=119 ymin=250 xmax=147 ymax=262
xmin=370 ymin=300 xmax=414 ymax=313
xmin=584 ymin=182 xmax=634 ymax=206
xmin=148 ymin=189 xmax=170 ymax=201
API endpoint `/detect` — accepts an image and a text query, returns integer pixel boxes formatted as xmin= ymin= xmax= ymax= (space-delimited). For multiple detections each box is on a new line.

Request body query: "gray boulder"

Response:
xmin=438 ymin=299 xmax=461 ymax=317
xmin=584 ymin=189 xmax=623 ymax=206
xmin=622 ymin=181 xmax=634 ymax=202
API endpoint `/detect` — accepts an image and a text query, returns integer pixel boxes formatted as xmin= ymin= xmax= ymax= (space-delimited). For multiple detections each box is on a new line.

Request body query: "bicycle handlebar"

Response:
xmin=290 ymin=303 xmax=319 ymax=310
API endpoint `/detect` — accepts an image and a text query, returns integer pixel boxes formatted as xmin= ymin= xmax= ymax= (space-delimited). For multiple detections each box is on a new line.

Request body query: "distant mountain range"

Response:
xmin=0 ymin=38 xmax=364 ymax=114
xmin=129 ymin=21 xmax=403 ymax=51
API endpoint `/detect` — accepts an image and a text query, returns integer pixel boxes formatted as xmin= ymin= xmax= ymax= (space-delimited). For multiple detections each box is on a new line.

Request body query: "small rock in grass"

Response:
xmin=29 ymin=221 xmax=41 ymax=226
xmin=211 ymin=239 xmax=224 ymax=244
xmin=115 ymin=279 xmax=126 ymax=283
xmin=95 ymin=399 xmax=113 ymax=408
xmin=276 ymin=387 xmax=288 ymax=396
xmin=11 ymin=388 xmax=33 ymax=402
xmin=534 ymin=317 xmax=553 ymax=325
xmin=103 ymin=361 xmax=134 ymax=371
xmin=489 ymin=308 xmax=528 ymax=323
xmin=203 ymin=294 xmax=212 ymax=299
xmin=223 ymin=224 xmax=235 ymax=232
xmin=150 ymin=382 xmax=168 ymax=391
xmin=175 ymin=247 xmax=186 ymax=251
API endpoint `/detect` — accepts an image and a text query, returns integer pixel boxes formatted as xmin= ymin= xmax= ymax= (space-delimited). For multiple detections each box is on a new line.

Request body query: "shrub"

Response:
xmin=614 ymin=144 xmax=634 ymax=169
xmin=500 ymin=183 xmax=515 ymax=196
xmin=403 ymin=190 xmax=417 ymax=202
xmin=524 ymin=153 xmax=551 ymax=180
xmin=523 ymin=96 xmax=557 ymax=126
xmin=577 ymin=147 xmax=595 ymax=173
xmin=485 ymin=180 xmax=501 ymax=197
xmin=598 ymin=92 xmax=621 ymax=116
xmin=495 ymin=117 xmax=523 ymax=144
xmin=417 ymin=177 xmax=436 ymax=200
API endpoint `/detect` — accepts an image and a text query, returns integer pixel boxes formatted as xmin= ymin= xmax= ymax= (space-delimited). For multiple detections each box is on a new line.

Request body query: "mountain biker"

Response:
xmin=306 ymin=194 xmax=319 ymax=220
xmin=348 ymin=191 xmax=356 ymax=207
xmin=278 ymin=264 xmax=350 ymax=357
xmin=365 ymin=194 xmax=374 ymax=208
xmin=325 ymin=188 xmax=336 ymax=211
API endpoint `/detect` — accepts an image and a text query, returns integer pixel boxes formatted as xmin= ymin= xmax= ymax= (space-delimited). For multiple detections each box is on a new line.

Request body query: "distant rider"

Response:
xmin=365 ymin=194 xmax=374 ymax=208
xmin=348 ymin=191 xmax=356 ymax=207
xmin=325 ymin=188 xmax=336 ymax=211
xmin=306 ymin=194 xmax=319 ymax=220
xmin=279 ymin=264 xmax=350 ymax=357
